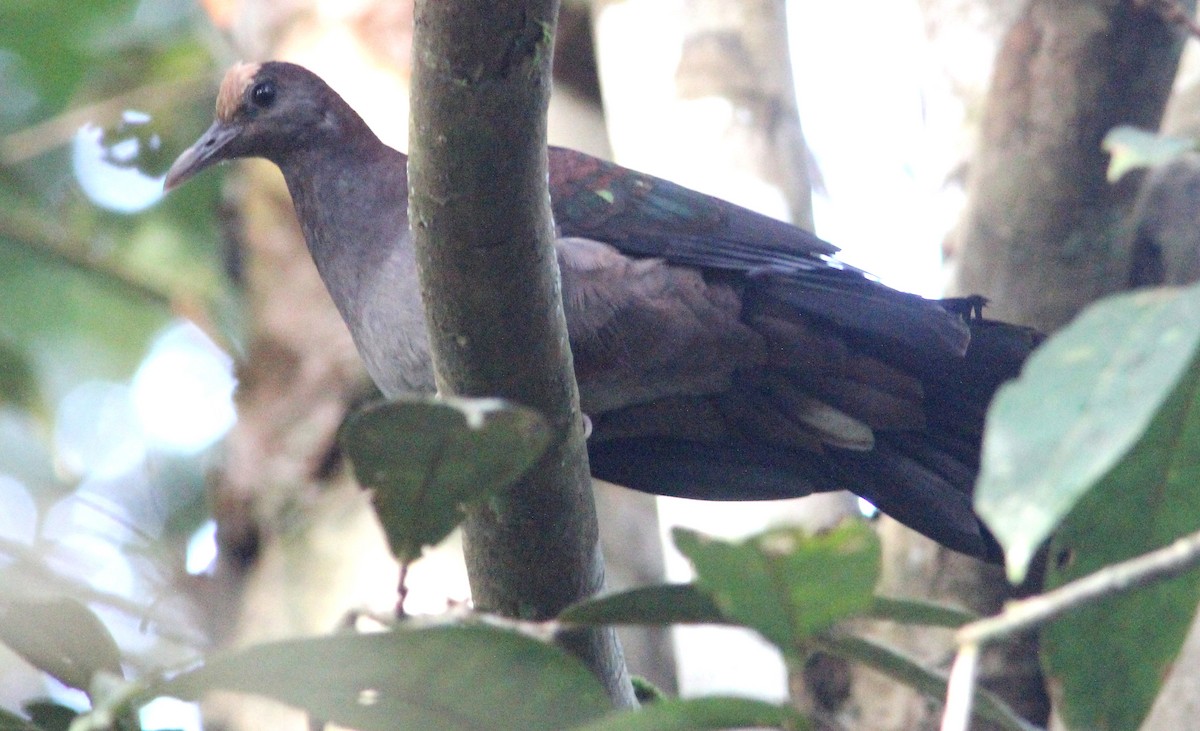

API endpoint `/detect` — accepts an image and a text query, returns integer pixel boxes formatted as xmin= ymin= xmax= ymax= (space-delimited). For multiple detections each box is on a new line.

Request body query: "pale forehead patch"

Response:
xmin=216 ymin=62 xmax=261 ymax=122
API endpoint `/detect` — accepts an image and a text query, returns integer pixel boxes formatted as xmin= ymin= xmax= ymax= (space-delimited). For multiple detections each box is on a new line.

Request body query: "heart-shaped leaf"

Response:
xmin=341 ymin=397 xmax=550 ymax=563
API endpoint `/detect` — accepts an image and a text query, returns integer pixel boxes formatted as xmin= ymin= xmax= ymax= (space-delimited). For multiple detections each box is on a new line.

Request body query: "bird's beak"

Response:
xmin=163 ymin=120 xmax=243 ymax=191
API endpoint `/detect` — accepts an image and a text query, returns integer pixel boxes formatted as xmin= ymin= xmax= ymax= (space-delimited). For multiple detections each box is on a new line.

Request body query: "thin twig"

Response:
xmin=941 ymin=643 xmax=980 ymax=731
xmin=396 ymin=561 xmax=410 ymax=618
xmin=958 ymin=527 xmax=1200 ymax=647
xmin=940 ymin=529 xmax=1200 ymax=730
xmin=0 ymin=205 xmax=173 ymax=305
xmin=0 ymin=534 xmax=205 ymax=650
xmin=1 ymin=78 xmax=205 ymax=166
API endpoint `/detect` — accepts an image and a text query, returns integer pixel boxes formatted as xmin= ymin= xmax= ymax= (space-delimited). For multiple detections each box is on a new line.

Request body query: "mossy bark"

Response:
xmin=408 ymin=0 xmax=634 ymax=706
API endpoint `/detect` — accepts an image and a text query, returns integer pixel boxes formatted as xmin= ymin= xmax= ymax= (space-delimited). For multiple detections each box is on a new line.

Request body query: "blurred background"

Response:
xmin=5 ymin=0 xmax=1196 ymax=729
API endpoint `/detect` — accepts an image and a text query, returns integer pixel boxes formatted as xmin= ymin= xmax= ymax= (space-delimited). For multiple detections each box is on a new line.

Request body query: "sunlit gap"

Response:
xmin=131 ymin=321 xmax=237 ymax=454
xmin=53 ymin=321 xmax=236 ymax=482
xmin=140 ymin=697 xmax=202 ymax=731
xmin=72 ymin=110 xmax=164 ymax=213
xmin=48 ymin=319 xmax=234 ymax=588
xmin=0 ymin=474 xmax=36 ymax=546
xmin=185 ymin=519 xmax=217 ymax=576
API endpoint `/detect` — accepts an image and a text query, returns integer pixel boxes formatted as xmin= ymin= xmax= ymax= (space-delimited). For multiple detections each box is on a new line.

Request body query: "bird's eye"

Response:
xmin=250 ymin=80 xmax=276 ymax=108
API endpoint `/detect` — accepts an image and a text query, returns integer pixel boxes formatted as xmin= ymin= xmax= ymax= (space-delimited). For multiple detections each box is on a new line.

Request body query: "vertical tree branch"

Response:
xmin=408 ymin=0 xmax=634 ymax=705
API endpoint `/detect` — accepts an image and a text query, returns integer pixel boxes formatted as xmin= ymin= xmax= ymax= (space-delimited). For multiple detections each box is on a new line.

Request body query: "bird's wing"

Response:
xmin=547 ymin=146 xmax=969 ymax=358
xmin=547 ymin=146 xmax=838 ymax=264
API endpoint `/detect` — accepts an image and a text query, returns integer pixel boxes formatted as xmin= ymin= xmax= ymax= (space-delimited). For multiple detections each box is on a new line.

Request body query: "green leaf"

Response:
xmin=864 ymin=597 xmax=977 ymax=628
xmin=821 ymin=635 xmax=1036 ymax=731
xmin=975 ymin=285 xmax=1200 ymax=581
xmin=673 ymin=521 xmax=880 ymax=654
xmin=341 ymin=397 xmax=550 ymax=563
xmin=164 ymin=625 xmax=610 ymax=731
xmin=569 ymin=696 xmax=809 ymax=731
xmin=557 ymin=585 xmax=975 ymax=631
xmin=1102 ymin=126 xmax=1196 ymax=182
xmin=20 ymin=702 xmax=76 ymax=731
xmin=630 ymin=676 xmax=664 ymax=704
xmin=0 ymin=238 xmax=170 ymax=406
xmin=558 ymin=584 xmax=727 ymax=626
xmin=0 ymin=707 xmax=40 ymax=731
xmin=1041 ymin=358 xmax=1200 ymax=731
xmin=0 ymin=342 xmax=41 ymax=415
xmin=0 ymin=597 xmax=123 ymax=693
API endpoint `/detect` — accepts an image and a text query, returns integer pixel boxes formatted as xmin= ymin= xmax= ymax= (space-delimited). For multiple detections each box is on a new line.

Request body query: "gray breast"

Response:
xmin=351 ymin=235 xmax=436 ymax=397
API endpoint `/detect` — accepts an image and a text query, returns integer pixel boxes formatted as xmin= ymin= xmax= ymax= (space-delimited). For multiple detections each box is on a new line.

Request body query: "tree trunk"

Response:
xmin=934 ymin=2 xmax=1191 ymax=729
xmin=952 ymin=0 xmax=1191 ymax=331
xmin=844 ymin=2 xmax=1192 ymax=729
xmin=408 ymin=0 xmax=634 ymax=706
xmin=1095 ymin=50 xmax=1200 ymax=730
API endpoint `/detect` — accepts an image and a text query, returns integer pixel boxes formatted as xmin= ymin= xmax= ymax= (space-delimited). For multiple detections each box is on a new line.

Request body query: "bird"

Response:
xmin=165 ymin=61 xmax=1039 ymax=562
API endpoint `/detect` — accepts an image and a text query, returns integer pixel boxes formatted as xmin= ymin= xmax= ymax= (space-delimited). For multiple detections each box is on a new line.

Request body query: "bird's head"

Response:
xmin=165 ymin=61 xmax=348 ymax=190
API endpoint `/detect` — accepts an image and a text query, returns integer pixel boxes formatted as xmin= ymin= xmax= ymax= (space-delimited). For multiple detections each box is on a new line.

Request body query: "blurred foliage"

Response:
xmin=0 ymin=597 xmax=123 ymax=693
xmin=560 ymin=522 xmax=1028 ymax=731
xmin=0 ymin=0 xmax=235 ymax=718
xmin=21 ymin=702 xmax=77 ymax=731
xmin=165 ymin=625 xmax=616 ymax=731
xmin=674 ymin=522 xmax=879 ymax=654
xmin=1102 ymin=125 xmax=1196 ymax=183
xmin=0 ymin=0 xmax=236 ymax=409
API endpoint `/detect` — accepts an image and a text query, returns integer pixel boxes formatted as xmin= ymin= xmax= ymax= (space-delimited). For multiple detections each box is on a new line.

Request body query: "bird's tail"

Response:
xmin=587 ymin=308 xmax=1040 ymax=562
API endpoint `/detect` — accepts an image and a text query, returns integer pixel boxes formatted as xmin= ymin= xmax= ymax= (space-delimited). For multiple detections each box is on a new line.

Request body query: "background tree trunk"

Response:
xmin=863 ymin=2 xmax=1196 ymax=730
xmin=952 ymin=0 xmax=1192 ymax=330
xmin=1071 ymin=21 xmax=1200 ymax=730
xmin=950 ymin=2 xmax=1191 ymax=726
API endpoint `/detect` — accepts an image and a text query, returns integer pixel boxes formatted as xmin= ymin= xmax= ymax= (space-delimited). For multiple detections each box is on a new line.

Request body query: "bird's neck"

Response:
xmin=276 ymin=139 xmax=433 ymax=396
xmin=277 ymin=135 xmax=413 ymax=312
